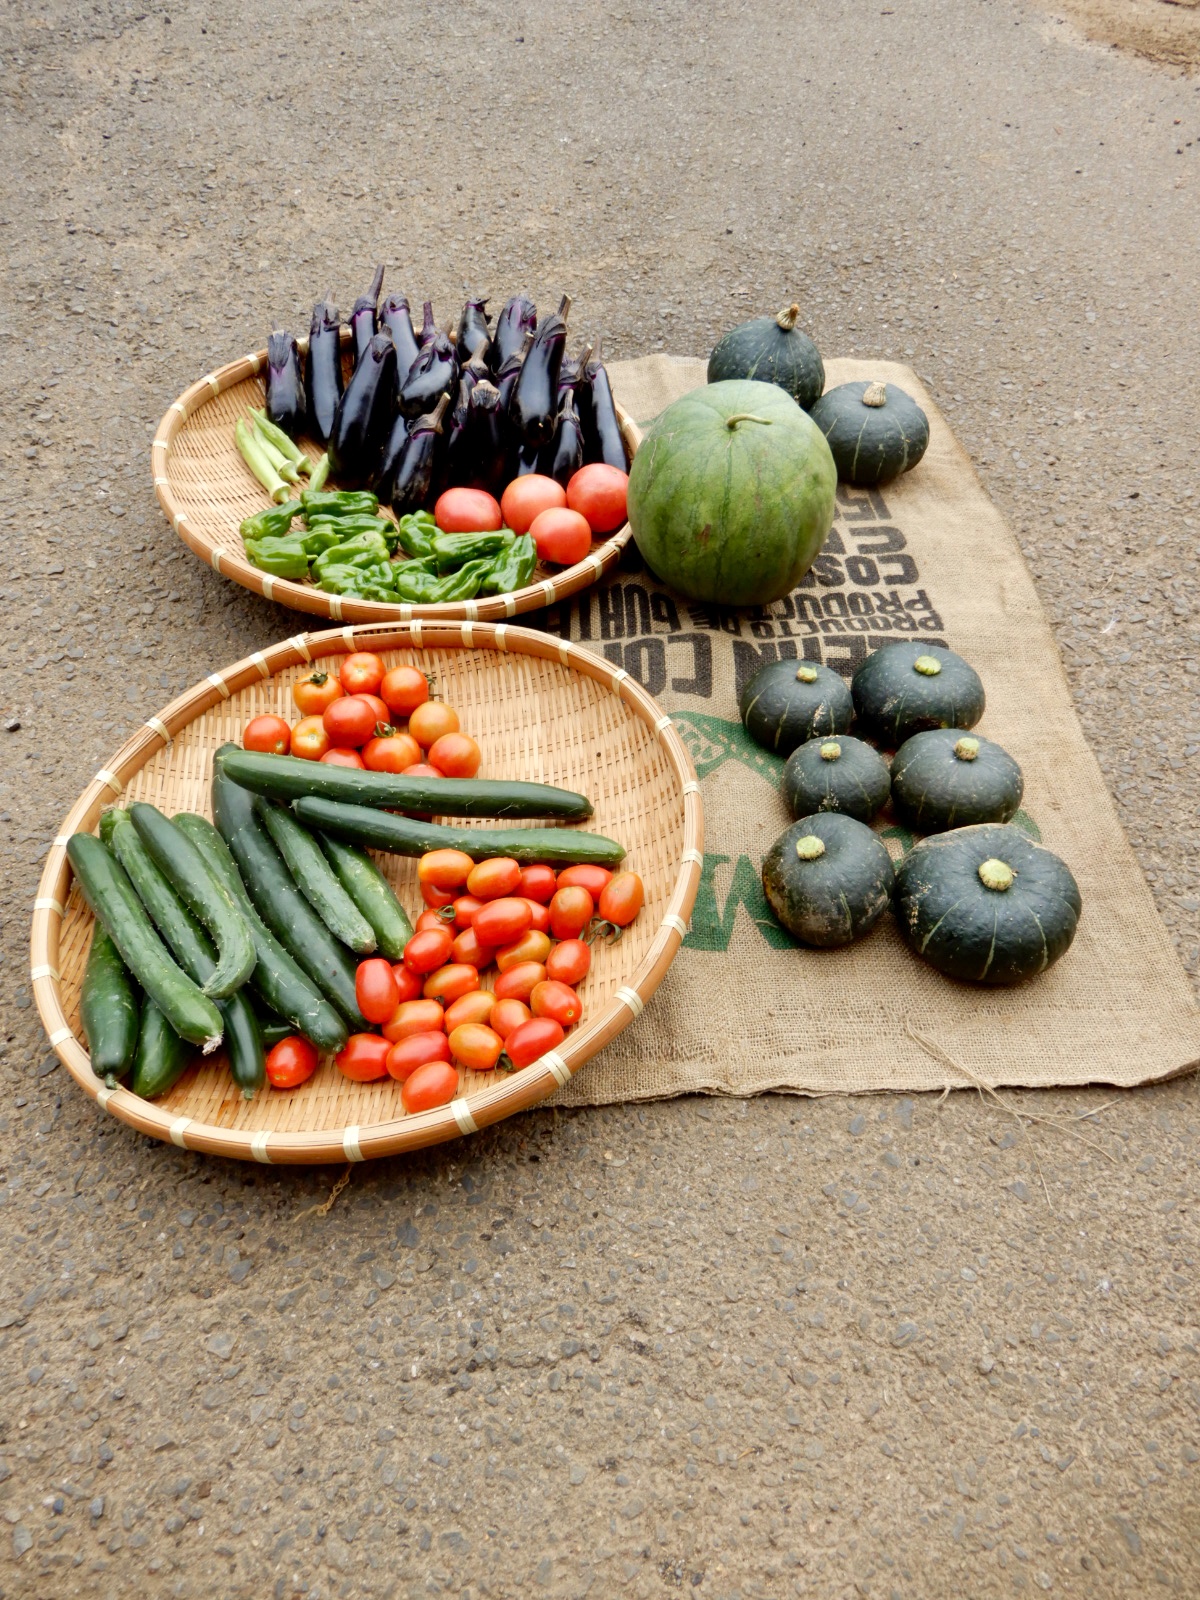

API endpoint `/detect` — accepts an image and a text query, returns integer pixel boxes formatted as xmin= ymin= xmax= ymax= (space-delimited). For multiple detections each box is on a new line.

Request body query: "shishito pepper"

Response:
xmin=432 ymin=529 xmax=514 ymax=574
xmin=306 ymin=513 xmax=398 ymax=545
xmin=317 ymin=562 xmax=396 ymax=597
xmin=293 ymin=525 xmax=344 ymax=558
xmin=311 ymin=529 xmax=391 ymax=581
xmin=300 ymin=488 xmax=380 ymax=523
xmin=239 ymin=500 xmax=302 ymax=542
xmin=427 ymin=557 xmax=496 ymax=603
xmin=481 ymin=532 xmax=536 ymax=596
xmin=394 ymin=511 xmax=437 ymax=561
xmin=244 ymin=536 xmax=311 ymax=580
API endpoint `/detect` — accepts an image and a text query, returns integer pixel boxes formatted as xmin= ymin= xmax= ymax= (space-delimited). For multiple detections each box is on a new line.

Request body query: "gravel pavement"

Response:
xmin=2 ymin=1 xmax=1199 ymax=1595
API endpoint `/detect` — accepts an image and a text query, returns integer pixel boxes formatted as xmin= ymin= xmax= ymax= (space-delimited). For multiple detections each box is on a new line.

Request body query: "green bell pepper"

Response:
xmin=394 ymin=511 xmax=437 ymax=561
xmin=243 ymin=536 xmax=311 ymax=581
xmin=300 ymin=488 xmax=380 ymax=523
xmin=481 ymin=533 xmax=537 ymax=596
xmin=239 ymin=500 xmax=302 ymax=542
xmin=432 ymin=529 xmax=514 ymax=574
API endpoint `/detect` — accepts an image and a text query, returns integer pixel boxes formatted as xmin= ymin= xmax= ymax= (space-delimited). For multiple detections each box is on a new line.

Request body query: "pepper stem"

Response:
xmin=775 ymin=304 xmax=801 ymax=330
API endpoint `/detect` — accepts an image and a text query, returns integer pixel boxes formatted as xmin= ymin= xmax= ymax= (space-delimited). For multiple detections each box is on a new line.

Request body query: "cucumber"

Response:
xmin=129 ymin=1000 xmax=194 ymax=1100
xmin=292 ymin=796 xmax=627 ymax=867
xmin=320 ymin=834 xmax=414 ymax=959
xmin=255 ymin=799 xmax=376 ymax=954
xmin=173 ymin=813 xmax=348 ymax=1054
xmin=219 ymin=748 xmax=594 ymax=821
xmin=254 ymin=1007 xmax=297 ymax=1049
xmin=211 ymin=750 xmax=368 ymax=1030
xmin=66 ymin=834 xmax=224 ymax=1053
xmin=220 ymin=990 xmax=266 ymax=1099
xmin=128 ymin=802 xmax=256 ymax=1000
xmin=79 ymin=926 xmax=139 ymax=1086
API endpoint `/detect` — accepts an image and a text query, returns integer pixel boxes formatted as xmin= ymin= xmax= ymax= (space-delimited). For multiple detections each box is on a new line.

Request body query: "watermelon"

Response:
xmin=627 ymin=379 xmax=837 ymax=606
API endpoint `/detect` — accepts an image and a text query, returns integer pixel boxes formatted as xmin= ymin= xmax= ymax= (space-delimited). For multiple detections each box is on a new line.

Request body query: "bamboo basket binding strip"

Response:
xmin=30 ymin=622 xmax=703 ymax=1165
xmin=151 ymin=332 xmax=641 ymax=623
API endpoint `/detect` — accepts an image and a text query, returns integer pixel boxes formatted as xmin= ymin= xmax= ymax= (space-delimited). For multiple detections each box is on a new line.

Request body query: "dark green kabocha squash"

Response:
xmin=851 ymin=642 xmax=985 ymax=748
xmin=739 ymin=658 xmax=853 ymax=757
xmin=707 ymin=304 xmax=825 ymax=412
xmin=893 ymin=823 xmax=1082 ymax=985
xmin=890 ymin=729 xmax=1023 ymax=834
xmin=783 ymin=735 xmax=891 ymax=824
xmin=809 ymin=380 xmax=930 ymax=487
xmin=762 ymin=813 xmax=895 ymax=948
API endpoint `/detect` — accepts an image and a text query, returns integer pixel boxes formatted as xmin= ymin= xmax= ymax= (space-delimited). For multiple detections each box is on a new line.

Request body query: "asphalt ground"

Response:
xmin=1 ymin=1 xmax=1199 ymax=1596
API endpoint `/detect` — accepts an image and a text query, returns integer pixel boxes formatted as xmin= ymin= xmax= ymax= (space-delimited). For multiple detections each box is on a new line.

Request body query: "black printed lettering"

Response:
xmin=668 ymin=633 xmax=713 ymax=698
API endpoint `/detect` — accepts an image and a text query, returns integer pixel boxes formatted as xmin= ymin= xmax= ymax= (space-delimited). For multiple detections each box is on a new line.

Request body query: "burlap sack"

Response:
xmin=538 ymin=355 xmax=1199 ymax=1102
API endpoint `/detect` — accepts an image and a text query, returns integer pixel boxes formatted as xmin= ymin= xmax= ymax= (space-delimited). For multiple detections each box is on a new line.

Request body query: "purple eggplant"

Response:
xmin=496 ymin=330 xmax=533 ymax=418
xmin=582 ymin=348 xmax=627 ymax=470
xmin=304 ymin=295 xmax=343 ymax=446
xmin=399 ymin=328 xmax=458 ymax=419
xmin=265 ymin=330 xmax=306 ymax=438
xmin=388 ymin=393 xmax=451 ymax=516
xmin=456 ymin=382 xmax=508 ymax=498
xmin=491 ymin=291 xmax=537 ymax=370
xmin=328 ymin=332 xmax=397 ymax=489
xmin=514 ymin=439 xmax=542 ymax=478
xmin=456 ymin=295 xmax=491 ymax=365
xmin=511 ymin=295 xmax=570 ymax=447
xmin=380 ymin=294 xmax=420 ymax=389
xmin=349 ymin=265 xmax=385 ymax=367
xmin=373 ymin=414 xmax=409 ymax=504
xmin=539 ymin=389 xmax=584 ymax=488
xmin=417 ymin=301 xmax=437 ymax=347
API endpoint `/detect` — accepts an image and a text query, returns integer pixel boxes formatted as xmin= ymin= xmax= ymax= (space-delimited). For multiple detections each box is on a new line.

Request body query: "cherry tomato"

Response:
xmin=451 ymin=894 xmax=485 ymax=930
xmin=522 ymin=899 xmax=552 ymax=935
xmin=423 ymin=963 xmax=481 ymax=1003
xmin=566 ymin=463 xmax=629 ymax=534
xmin=529 ymin=507 xmax=592 ymax=566
xmin=363 ymin=730 xmax=421 ymax=774
xmin=293 ymin=669 xmax=343 ymax=717
xmin=495 ymin=930 xmax=551 ymax=973
xmin=385 ymin=1031 xmax=451 ymax=1083
xmin=466 ymin=857 xmax=521 ymax=901
xmin=403 ymin=926 xmax=454 ymax=975
xmin=444 ymin=991 xmax=497 ymax=1031
xmin=599 ymin=871 xmax=644 ymax=927
xmin=408 ymin=701 xmax=460 ymax=749
xmin=434 ymin=487 xmax=503 ymax=533
xmin=451 ymin=926 xmax=490 ymax=970
xmin=449 ymin=1022 xmax=504 ymax=1072
xmin=518 ymin=864 xmax=557 ymax=904
xmin=320 ymin=748 xmax=365 ymax=769
xmin=401 ymin=1060 xmax=460 ymax=1114
xmin=323 ymin=696 xmax=377 ymax=749
xmin=557 ymin=864 xmax=613 ymax=897
xmin=549 ymin=885 xmax=593 ymax=940
xmin=243 ymin=714 xmax=292 ymax=755
xmin=493 ymin=961 xmax=546 ymax=1003
xmin=265 ymin=1036 xmax=319 ymax=1090
xmin=428 ymin=732 xmax=482 ymax=779
xmin=405 ymin=762 xmax=443 ymax=780
xmin=382 ymin=998 xmax=447 ymax=1043
xmin=418 ymin=850 xmax=475 ymax=890
xmin=546 ymin=939 xmax=591 ymax=986
xmin=490 ymin=998 xmax=532 ymax=1041
xmin=531 ymin=979 xmax=583 ymax=1027
xmin=290 ymin=715 xmax=331 ymax=761
xmin=500 ymin=474 xmax=566 ymax=535
xmin=472 ymin=897 xmax=532 ymax=948
xmin=391 ymin=964 xmax=425 ymax=1004
xmin=416 ymin=908 xmax=450 ymax=934
xmin=380 ymin=665 xmax=430 ymax=720
xmin=339 ymin=652 xmax=386 ymax=697
xmin=505 ymin=1016 xmax=566 ymax=1069
xmin=357 ymin=693 xmax=391 ymax=726
xmin=335 ymin=1033 xmax=391 ymax=1082
xmin=420 ymin=880 xmax=455 ymax=909
xmin=355 ymin=957 xmax=400 ymax=1024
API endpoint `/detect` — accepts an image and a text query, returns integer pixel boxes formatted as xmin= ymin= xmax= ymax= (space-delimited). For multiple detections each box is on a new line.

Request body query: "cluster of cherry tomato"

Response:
xmin=320 ymin=850 xmax=644 ymax=1113
xmin=242 ymin=654 xmax=481 ymax=776
xmin=434 ymin=462 xmax=629 ymax=569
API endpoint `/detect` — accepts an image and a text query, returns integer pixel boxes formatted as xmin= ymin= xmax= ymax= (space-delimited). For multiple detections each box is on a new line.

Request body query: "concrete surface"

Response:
xmin=2 ymin=0 xmax=1199 ymax=1595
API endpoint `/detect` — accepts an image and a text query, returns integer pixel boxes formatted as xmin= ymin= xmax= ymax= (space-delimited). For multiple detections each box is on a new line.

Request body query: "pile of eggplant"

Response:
xmin=265 ymin=268 xmax=627 ymax=519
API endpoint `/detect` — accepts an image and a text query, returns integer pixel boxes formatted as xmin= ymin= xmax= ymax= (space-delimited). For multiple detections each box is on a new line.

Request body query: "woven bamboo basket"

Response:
xmin=31 ymin=622 xmax=702 ymax=1164
xmin=151 ymin=332 xmax=641 ymax=624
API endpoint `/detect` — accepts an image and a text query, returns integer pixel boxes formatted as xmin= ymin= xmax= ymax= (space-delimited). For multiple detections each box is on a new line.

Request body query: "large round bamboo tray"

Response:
xmin=31 ymin=622 xmax=702 ymax=1164
xmin=151 ymin=333 xmax=641 ymax=624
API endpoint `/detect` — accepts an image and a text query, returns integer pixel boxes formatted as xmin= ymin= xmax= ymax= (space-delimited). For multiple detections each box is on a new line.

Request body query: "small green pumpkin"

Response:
xmin=890 ymin=729 xmax=1023 ymax=834
xmin=851 ymin=642 xmax=985 ymax=748
xmin=762 ymin=813 xmax=895 ymax=948
xmin=809 ymin=380 xmax=930 ymax=487
xmin=893 ymin=823 xmax=1081 ymax=985
xmin=706 ymin=304 xmax=825 ymax=412
xmin=739 ymin=659 xmax=853 ymax=757
xmin=783 ymin=735 xmax=891 ymax=824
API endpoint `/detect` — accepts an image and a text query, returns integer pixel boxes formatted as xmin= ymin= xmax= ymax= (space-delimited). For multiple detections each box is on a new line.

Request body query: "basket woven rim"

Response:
xmin=30 ymin=620 xmax=703 ymax=1164
xmin=151 ymin=335 xmax=642 ymax=623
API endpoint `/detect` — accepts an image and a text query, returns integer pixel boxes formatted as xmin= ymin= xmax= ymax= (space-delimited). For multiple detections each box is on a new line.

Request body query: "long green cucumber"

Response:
xmin=219 ymin=990 xmax=265 ymax=1098
xmin=255 ymin=800 xmax=376 ymax=954
xmin=128 ymin=802 xmax=256 ymax=999
xmin=210 ymin=750 xmax=368 ymax=1030
xmin=219 ymin=748 xmax=594 ymax=820
xmin=292 ymin=796 xmax=627 ymax=867
xmin=319 ymin=834 xmax=414 ymax=959
xmin=173 ymin=814 xmax=348 ymax=1054
xmin=129 ymin=1000 xmax=193 ymax=1100
xmin=66 ymin=834 xmax=223 ymax=1052
xmin=254 ymin=1006 xmax=296 ymax=1049
xmin=79 ymin=926 xmax=139 ymax=1086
